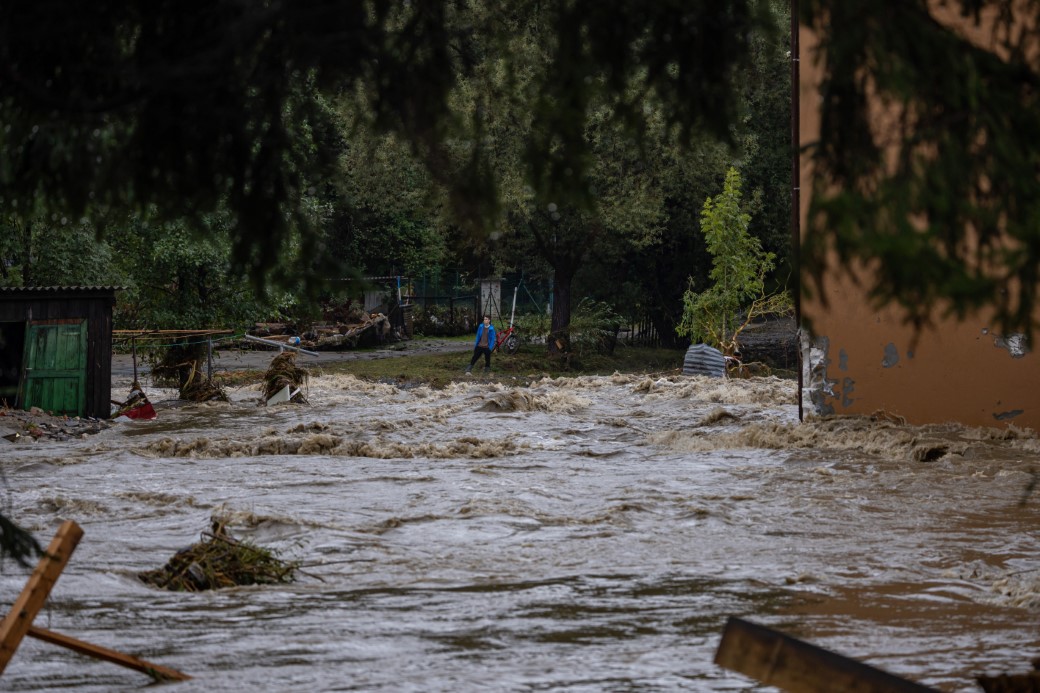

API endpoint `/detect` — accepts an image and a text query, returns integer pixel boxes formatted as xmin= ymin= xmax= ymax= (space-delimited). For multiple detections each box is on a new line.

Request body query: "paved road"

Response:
xmin=112 ymin=338 xmax=470 ymax=379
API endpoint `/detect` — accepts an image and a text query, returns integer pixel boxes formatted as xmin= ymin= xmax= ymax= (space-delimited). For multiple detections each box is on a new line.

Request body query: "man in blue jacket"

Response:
xmin=465 ymin=314 xmax=496 ymax=374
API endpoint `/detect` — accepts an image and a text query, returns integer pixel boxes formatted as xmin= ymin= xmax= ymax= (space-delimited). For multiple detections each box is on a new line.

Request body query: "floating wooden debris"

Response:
xmin=138 ymin=521 xmax=296 ymax=592
xmin=714 ymin=616 xmax=938 ymax=692
xmin=262 ymin=352 xmax=308 ymax=405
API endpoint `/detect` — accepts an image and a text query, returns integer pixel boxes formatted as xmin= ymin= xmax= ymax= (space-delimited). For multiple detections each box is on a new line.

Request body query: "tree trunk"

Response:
xmin=548 ymin=271 xmax=573 ymax=356
xmin=649 ymin=307 xmax=681 ymax=349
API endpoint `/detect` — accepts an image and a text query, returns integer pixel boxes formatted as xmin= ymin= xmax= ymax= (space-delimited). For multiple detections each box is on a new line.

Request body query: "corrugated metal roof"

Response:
xmin=0 ymin=286 xmax=125 ymax=293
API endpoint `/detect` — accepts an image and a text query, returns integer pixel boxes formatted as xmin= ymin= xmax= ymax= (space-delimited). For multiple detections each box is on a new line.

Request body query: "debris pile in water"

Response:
xmin=262 ymin=352 xmax=308 ymax=404
xmin=146 ymin=342 xmax=227 ymax=402
xmin=179 ymin=362 xmax=229 ymax=403
xmin=138 ymin=520 xmax=296 ymax=591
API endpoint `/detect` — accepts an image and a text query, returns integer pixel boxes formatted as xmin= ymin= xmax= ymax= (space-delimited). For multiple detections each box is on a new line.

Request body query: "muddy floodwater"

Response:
xmin=2 ymin=370 xmax=1039 ymax=691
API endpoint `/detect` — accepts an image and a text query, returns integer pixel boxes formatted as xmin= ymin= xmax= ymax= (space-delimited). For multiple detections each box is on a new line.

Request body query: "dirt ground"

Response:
xmin=110 ymin=337 xmax=470 ymax=379
xmin=0 ymin=406 xmax=109 ymax=443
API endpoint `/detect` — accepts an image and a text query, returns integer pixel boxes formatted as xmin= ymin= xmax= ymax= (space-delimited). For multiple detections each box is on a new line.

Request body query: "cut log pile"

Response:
xmin=249 ymin=311 xmax=394 ymax=351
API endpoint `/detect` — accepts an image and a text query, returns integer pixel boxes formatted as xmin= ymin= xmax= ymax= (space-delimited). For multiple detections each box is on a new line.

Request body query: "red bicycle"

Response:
xmin=495 ymin=324 xmax=520 ymax=354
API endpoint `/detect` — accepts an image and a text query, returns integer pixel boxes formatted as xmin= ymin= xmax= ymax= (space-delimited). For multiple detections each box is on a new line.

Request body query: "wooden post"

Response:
xmin=714 ymin=617 xmax=939 ymax=693
xmin=27 ymin=626 xmax=190 ymax=682
xmin=0 ymin=520 xmax=83 ymax=673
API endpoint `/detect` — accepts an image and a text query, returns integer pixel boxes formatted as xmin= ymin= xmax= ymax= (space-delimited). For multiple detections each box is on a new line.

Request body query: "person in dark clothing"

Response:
xmin=465 ymin=315 xmax=496 ymax=374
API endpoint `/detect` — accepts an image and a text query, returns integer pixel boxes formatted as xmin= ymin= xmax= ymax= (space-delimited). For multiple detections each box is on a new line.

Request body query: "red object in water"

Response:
xmin=121 ymin=402 xmax=157 ymax=420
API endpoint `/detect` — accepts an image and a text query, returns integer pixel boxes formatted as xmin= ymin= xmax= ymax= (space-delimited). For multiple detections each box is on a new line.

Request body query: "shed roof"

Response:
xmin=0 ymin=286 xmax=123 ymax=299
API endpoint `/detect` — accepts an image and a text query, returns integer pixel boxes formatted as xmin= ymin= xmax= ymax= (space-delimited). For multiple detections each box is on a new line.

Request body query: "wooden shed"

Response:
xmin=0 ymin=286 xmax=118 ymax=419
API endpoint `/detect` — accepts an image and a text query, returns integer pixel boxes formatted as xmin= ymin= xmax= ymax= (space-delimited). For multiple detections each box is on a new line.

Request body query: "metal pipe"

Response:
xmin=509 ymin=286 xmax=518 ymax=328
xmin=242 ymin=334 xmax=320 ymax=356
xmin=791 ymin=0 xmax=802 ymax=422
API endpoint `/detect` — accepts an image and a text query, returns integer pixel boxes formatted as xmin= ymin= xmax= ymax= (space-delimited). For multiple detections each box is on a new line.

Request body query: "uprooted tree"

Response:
xmin=676 ymin=167 xmax=791 ymax=356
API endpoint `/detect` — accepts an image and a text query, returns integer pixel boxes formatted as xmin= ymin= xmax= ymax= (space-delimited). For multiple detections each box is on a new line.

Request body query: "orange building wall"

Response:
xmin=798 ymin=17 xmax=1040 ymax=429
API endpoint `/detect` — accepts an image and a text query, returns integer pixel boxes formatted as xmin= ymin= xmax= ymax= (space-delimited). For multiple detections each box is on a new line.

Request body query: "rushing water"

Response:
xmin=2 ymin=370 xmax=1039 ymax=691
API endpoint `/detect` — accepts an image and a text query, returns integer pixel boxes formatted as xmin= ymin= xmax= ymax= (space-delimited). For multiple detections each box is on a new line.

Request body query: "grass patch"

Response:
xmin=316 ymin=344 xmax=687 ymax=388
xmin=206 ymin=339 xmax=795 ymax=389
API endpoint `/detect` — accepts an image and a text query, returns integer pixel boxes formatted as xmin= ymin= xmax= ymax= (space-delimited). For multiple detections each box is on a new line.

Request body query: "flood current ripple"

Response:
xmin=1 ymin=373 xmax=1038 ymax=691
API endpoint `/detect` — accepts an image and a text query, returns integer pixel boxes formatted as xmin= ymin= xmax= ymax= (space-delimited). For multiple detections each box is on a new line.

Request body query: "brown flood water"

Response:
xmin=1 ymin=371 xmax=1038 ymax=691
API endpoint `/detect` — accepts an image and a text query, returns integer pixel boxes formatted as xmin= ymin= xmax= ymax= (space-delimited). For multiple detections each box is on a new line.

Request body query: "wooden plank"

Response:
xmin=714 ymin=617 xmax=939 ymax=693
xmin=27 ymin=626 xmax=191 ymax=682
xmin=0 ymin=520 xmax=83 ymax=674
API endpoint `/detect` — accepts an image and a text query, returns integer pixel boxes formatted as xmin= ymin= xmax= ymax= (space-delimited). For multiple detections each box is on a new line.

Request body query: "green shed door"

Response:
xmin=21 ymin=320 xmax=88 ymax=416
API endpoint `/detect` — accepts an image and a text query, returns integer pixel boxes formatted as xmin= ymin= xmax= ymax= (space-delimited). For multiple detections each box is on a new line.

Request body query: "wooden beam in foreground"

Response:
xmin=0 ymin=519 xmax=83 ymax=674
xmin=0 ymin=520 xmax=190 ymax=682
xmin=27 ymin=626 xmax=190 ymax=682
xmin=714 ymin=617 xmax=939 ymax=693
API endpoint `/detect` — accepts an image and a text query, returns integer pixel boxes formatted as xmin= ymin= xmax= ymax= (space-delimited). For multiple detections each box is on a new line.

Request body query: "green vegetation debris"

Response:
xmin=138 ymin=520 xmax=296 ymax=591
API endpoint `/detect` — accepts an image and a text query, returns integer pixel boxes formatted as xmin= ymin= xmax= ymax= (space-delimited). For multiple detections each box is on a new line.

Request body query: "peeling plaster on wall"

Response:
xmin=882 ymin=342 xmax=900 ymax=368
xmin=841 ymin=377 xmax=855 ymax=408
xmin=800 ymin=330 xmax=836 ymax=417
xmin=993 ymin=409 xmax=1024 ymax=421
xmin=838 ymin=348 xmax=848 ymax=371
xmin=994 ymin=333 xmax=1030 ymax=359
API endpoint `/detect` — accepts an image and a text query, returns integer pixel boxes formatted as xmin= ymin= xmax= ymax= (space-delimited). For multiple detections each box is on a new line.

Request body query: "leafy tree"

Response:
xmin=0 ymin=217 xmax=116 ymax=287
xmin=6 ymin=2 xmax=1037 ymax=333
xmin=515 ymin=297 xmax=622 ymax=357
xmin=591 ymin=141 xmax=733 ymax=348
xmin=677 ymin=167 xmax=791 ymax=355
xmin=108 ymin=214 xmax=280 ymax=330
xmin=500 ymin=109 xmax=672 ymax=356
xmin=332 ymin=129 xmax=451 ymax=279
xmin=584 ymin=0 xmax=791 ymax=349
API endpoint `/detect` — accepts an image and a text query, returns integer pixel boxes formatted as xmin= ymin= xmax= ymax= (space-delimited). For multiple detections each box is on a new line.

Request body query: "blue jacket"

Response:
xmin=474 ymin=322 xmax=496 ymax=349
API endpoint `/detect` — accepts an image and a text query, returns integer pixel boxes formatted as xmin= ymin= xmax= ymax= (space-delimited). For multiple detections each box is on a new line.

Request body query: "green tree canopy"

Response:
xmin=7 ymin=1 xmax=1034 ymax=333
xmin=1 ymin=0 xmax=776 ymax=294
